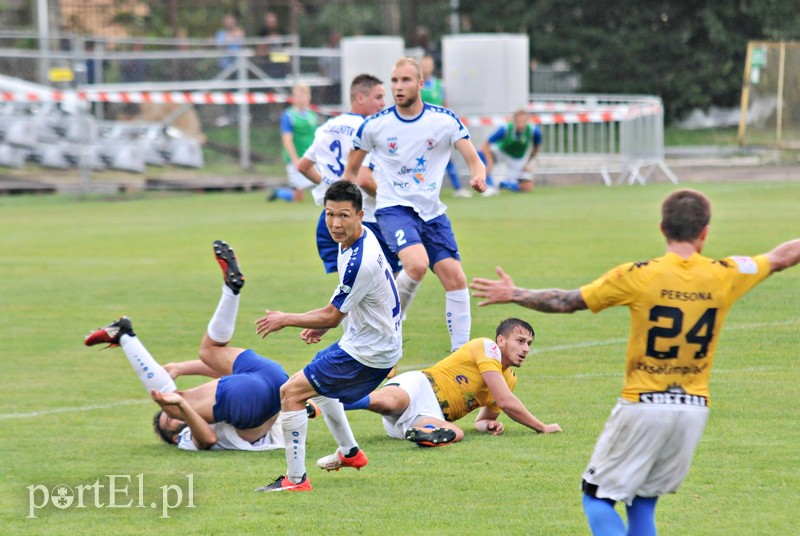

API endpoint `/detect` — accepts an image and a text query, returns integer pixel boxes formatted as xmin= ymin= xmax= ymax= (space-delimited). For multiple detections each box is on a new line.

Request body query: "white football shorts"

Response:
xmin=582 ymin=398 xmax=709 ymax=505
xmin=286 ymin=163 xmax=316 ymax=190
xmin=490 ymin=148 xmax=531 ymax=183
xmin=380 ymin=371 xmax=445 ymax=439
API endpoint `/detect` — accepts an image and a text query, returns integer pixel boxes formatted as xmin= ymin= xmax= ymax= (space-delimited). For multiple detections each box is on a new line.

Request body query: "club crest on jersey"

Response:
xmin=387 ymin=137 xmax=398 ymax=154
xmin=483 ymin=339 xmax=502 ymax=361
xmin=425 ymin=138 xmax=435 ymax=150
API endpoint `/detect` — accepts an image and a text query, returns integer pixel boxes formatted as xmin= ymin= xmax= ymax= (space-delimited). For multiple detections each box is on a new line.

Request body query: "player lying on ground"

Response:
xmin=335 ymin=317 xmax=561 ymax=447
xmin=85 ymin=240 xmax=290 ymax=451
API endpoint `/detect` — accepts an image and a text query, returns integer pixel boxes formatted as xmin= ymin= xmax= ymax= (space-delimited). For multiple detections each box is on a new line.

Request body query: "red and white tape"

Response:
xmin=0 ymin=90 xmax=661 ymax=124
xmin=0 ymin=90 xmax=291 ymax=105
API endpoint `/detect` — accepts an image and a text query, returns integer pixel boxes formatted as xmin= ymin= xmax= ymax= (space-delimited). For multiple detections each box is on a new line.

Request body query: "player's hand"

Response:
xmin=469 ymin=175 xmax=487 ymax=193
xmin=163 ymin=363 xmax=179 ymax=379
xmin=151 ymin=390 xmax=184 ymax=407
xmin=486 ymin=421 xmax=504 ymax=435
xmin=255 ymin=310 xmax=287 ymax=338
xmin=542 ymin=423 xmax=562 ymax=434
xmin=300 ymin=328 xmax=327 ymax=344
xmin=469 ymin=266 xmax=516 ymax=306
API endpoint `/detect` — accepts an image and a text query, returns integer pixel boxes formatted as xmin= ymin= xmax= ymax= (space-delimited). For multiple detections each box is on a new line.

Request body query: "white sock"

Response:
xmin=281 ymin=409 xmax=308 ymax=482
xmin=312 ymin=396 xmax=358 ymax=455
xmin=446 ymin=288 xmax=471 ymax=351
xmin=207 ymin=285 xmax=240 ymax=344
xmin=396 ymin=270 xmax=421 ymax=319
xmin=119 ymin=334 xmax=177 ymax=393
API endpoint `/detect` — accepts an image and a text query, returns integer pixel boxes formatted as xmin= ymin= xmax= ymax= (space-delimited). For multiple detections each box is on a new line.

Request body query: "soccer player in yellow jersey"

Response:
xmin=339 ymin=318 xmax=561 ymax=447
xmin=469 ymin=188 xmax=800 ymax=536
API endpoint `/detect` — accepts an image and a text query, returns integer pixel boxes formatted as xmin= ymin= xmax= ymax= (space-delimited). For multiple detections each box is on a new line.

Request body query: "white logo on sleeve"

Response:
xmin=731 ymin=256 xmax=758 ymax=274
xmin=483 ymin=339 xmax=502 ymax=362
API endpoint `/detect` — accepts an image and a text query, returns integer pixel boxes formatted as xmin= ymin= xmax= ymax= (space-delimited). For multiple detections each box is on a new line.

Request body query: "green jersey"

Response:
xmin=281 ymin=107 xmax=318 ymax=163
xmin=497 ymin=122 xmax=533 ymax=159
xmin=421 ymin=78 xmax=445 ymax=106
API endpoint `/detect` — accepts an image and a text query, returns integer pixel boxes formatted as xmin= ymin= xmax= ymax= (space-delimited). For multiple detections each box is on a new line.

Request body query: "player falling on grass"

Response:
xmin=470 ymin=189 xmax=800 ymax=536
xmin=85 ymin=240 xmax=291 ymax=451
xmin=254 ymin=181 xmax=402 ymax=492
xmin=343 ymin=56 xmax=487 ymax=353
xmin=337 ymin=317 xmax=561 ymax=447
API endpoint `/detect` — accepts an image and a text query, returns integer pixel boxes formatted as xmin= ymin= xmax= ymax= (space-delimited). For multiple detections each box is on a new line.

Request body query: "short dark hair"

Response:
xmin=661 ymin=189 xmax=711 ymax=242
xmin=152 ymin=410 xmax=187 ymax=446
xmin=324 ymin=180 xmax=362 ymax=212
xmin=496 ymin=318 xmax=535 ymax=341
xmin=350 ymin=74 xmax=383 ymax=101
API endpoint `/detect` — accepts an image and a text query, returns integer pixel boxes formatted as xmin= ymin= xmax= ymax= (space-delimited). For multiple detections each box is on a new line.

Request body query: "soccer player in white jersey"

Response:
xmin=85 ymin=241 xmax=288 ymax=451
xmin=342 ymin=57 xmax=487 ymax=352
xmin=255 ymin=181 xmax=403 ymax=492
xmin=297 ymin=74 xmax=400 ymax=275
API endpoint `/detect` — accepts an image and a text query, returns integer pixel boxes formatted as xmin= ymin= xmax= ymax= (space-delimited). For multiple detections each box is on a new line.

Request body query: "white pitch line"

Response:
xmin=4 ymin=319 xmax=797 ymax=420
xmin=0 ymin=399 xmax=150 ymax=420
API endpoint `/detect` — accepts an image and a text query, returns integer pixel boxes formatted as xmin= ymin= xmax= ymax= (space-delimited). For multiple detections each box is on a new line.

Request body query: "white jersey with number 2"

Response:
xmin=354 ymin=104 xmax=471 ymax=221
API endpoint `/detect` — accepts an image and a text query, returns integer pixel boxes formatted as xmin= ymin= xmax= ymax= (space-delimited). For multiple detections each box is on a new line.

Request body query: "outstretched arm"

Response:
xmin=151 ymin=391 xmax=218 ymax=449
xmin=767 ymin=238 xmax=800 ymax=273
xmin=255 ymin=303 xmax=346 ymax=338
xmin=481 ymin=371 xmax=562 ymax=434
xmin=470 ymin=266 xmax=588 ymax=313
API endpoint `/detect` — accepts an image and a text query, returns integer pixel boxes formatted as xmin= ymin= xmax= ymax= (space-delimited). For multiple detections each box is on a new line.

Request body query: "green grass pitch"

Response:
xmin=1 ymin=181 xmax=798 ymax=535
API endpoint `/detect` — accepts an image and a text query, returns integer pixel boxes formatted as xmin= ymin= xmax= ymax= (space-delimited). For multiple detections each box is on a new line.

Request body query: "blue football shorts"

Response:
xmin=303 ymin=341 xmax=394 ymax=403
xmin=213 ymin=349 xmax=289 ymax=430
xmin=375 ymin=205 xmax=460 ymax=268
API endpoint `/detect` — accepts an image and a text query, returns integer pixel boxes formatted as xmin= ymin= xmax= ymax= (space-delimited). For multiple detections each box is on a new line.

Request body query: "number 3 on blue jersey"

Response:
xmin=384 ymin=269 xmax=401 ymax=318
xmin=327 ymin=139 xmax=345 ymax=177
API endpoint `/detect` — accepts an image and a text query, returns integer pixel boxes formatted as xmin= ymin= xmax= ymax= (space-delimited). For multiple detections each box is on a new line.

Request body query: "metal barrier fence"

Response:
xmin=0 ymin=32 xmax=673 ymax=187
xmin=462 ymin=94 xmax=676 ymax=186
xmin=0 ymin=31 xmax=342 ymax=184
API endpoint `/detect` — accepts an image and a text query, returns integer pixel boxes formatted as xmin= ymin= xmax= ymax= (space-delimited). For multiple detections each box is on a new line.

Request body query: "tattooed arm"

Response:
xmin=470 ymin=266 xmax=588 ymax=313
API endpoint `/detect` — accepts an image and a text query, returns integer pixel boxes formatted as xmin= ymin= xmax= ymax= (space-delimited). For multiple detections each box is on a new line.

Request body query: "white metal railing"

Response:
xmin=466 ymin=94 xmax=677 ymax=185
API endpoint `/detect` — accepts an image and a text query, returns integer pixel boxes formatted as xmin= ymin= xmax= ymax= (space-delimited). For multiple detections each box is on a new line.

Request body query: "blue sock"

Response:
xmin=275 ymin=188 xmax=294 ymax=202
xmin=626 ymin=496 xmax=658 ymax=536
xmin=445 ymin=160 xmax=462 ymax=190
xmin=583 ymin=493 xmax=626 ymax=536
xmin=477 ymin=151 xmax=495 ymax=187
xmin=499 ymin=181 xmax=520 ymax=192
xmin=342 ymin=395 xmax=370 ymax=411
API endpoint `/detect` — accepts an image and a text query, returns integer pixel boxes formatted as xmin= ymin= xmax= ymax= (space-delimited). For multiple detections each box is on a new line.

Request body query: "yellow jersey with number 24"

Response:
xmin=580 ymin=252 xmax=771 ymax=406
